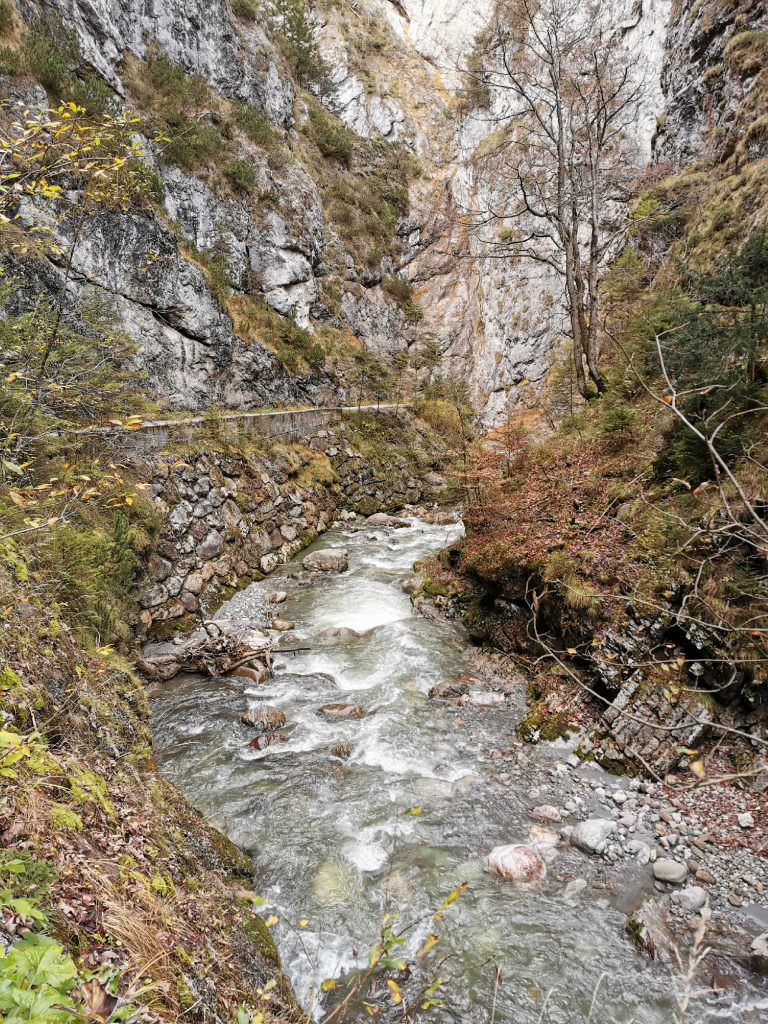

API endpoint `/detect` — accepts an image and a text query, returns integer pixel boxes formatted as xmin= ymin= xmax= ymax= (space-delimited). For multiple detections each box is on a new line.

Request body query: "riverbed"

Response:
xmin=150 ymin=514 xmax=764 ymax=1023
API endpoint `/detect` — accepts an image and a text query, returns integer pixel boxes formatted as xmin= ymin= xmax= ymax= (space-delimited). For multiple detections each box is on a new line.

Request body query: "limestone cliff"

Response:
xmin=2 ymin=0 xmax=764 ymax=423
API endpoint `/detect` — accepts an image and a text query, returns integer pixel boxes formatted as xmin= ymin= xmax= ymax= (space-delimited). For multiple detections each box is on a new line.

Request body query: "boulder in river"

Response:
xmin=669 ymin=885 xmax=708 ymax=914
xmin=318 ymin=703 xmax=366 ymax=721
xmin=530 ymin=805 xmax=562 ymax=824
xmin=751 ymin=931 xmax=768 ymax=973
xmin=366 ymin=512 xmax=409 ymax=528
xmin=487 ymin=844 xmax=547 ymax=884
xmin=232 ymin=664 xmax=268 ymax=684
xmin=242 ymin=706 xmax=287 ymax=732
xmin=401 ymin=574 xmax=424 ymax=595
xmin=421 ymin=510 xmax=455 ymax=525
xmin=303 ymin=549 xmax=349 ymax=573
xmin=248 ymin=732 xmax=288 ymax=751
xmin=428 ymin=679 xmax=471 ymax=700
xmin=571 ymin=818 xmax=615 ymax=854
xmin=626 ymin=898 xmax=674 ymax=963
xmin=265 ymin=591 xmax=288 ymax=604
xmin=652 ymin=859 xmax=689 ymax=885
xmin=329 ymin=741 xmax=352 ymax=759
xmin=318 ymin=626 xmax=361 ymax=642
xmin=271 ymin=618 xmax=295 ymax=631
xmin=138 ymin=630 xmax=270 ymax=682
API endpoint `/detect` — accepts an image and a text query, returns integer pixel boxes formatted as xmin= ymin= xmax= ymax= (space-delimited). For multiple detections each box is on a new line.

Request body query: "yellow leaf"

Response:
xmin=386 ymin=980 xmax=402 ymax=1005
xmin=566 ymin=647 xmax=577 ymax=655
xmin=264 ymin=916 xmax=278 ymax=927
xmin=320 ymin=979 xmax=337 ymax=992
xmin=298 ymin=918 xmax=309 ymax=927
xmin=435 ymin=881 xmax=468 ymax=915
xmin=690 ymin=759 xmax=706 ymax=778
xmin=417 ymin=933 xmax=439 ymax=957
xmin=408 ymin=805 xmax=422 ymax=816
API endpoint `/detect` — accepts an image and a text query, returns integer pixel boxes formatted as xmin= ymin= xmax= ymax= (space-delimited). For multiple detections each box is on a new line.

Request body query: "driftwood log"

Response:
xmin=137 ymin=630 xmax=272 ymax=682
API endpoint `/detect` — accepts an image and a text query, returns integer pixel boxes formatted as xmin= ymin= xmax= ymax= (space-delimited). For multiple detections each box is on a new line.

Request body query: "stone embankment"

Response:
xmin=135 ymin=413 xmax=443 ymax=632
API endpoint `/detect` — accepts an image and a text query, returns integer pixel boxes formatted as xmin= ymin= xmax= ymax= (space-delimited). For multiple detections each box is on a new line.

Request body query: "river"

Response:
xmin=150 ymin=514 xmax=762 ymax=1023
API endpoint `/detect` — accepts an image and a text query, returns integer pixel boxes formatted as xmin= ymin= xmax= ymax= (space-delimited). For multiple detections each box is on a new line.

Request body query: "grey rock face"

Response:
xmin=19 ymin=0 xmax=295 ymax=125
xmin=340 ymin=288 xmax=413 ymax=360
xmin=9 ymin=199 xmax=310 ymax=410
xmin=655 ymin=0 xmax=768 ymax=164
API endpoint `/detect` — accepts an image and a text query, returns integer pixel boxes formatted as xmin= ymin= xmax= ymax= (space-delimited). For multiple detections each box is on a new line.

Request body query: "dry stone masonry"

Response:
xmin=136 ymin=416 xmax=441 ymax=631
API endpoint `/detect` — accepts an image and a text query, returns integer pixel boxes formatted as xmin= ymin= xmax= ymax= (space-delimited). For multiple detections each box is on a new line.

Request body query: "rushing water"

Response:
xmin=150 ymin=517 xmax=763 ymax=1023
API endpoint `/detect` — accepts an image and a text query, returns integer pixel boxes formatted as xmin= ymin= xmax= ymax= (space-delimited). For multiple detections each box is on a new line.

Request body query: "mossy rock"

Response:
xmin=239 ymin=905 xmax=280 ymax=967
xmin=422 ymin=579 xmax=449 ymax=598
xmin=593 ymin=753 xmax=637 ymax=777
xmin=517 ymin=705 xmax=575 ymax=743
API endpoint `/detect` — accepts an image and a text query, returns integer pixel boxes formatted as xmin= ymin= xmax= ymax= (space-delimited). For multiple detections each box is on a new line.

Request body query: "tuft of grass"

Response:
xmin=225 ymin=158 xmax=257 ymax=194
xmin=232 ymin=0 xmax=258 ymax=21
xmin=25 ymin=12 xmax=78 ymax=94
xmin=303 ymin=104 xmax=355 ymax=167
xmin=232 ymin=100 xmax=282 ymax=150
xmin=0 ymin=0 xmax=14 ymax=36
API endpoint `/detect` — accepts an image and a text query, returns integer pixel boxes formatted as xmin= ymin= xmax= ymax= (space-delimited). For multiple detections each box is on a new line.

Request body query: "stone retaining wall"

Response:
xmin=135 ymin=414 xmax=442 ymax=633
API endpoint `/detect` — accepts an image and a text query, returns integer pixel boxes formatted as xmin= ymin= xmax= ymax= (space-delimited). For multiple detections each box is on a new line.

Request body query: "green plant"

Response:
xmin=303 ymin=105 xmax=354 ymax=166
xmin=161 ymin=114 xmax=226 ymax=170
xmin=724 ymin=29 xmax=768 ymax=76
xmin=306 ymin=342 xmax=325 ymax=367
xmin=184 ymin=240 xmax=233 ymax=301
xmin=0 ymin=0 xmax=14 ymax=36
xmin=232 ymin=0 xmax=258 ymax=21
xmin=232 ymin=101 xmax=281 ymax=150
xmin=0 ymin=933 xmax=79 ymax=1022
xmin=269 ymin=0 xmax=330 ymax=92
xmin=225 ymin=158 xmax=257 ymax=193
xmin=598 ymin=392 xmax=639 ymax=447
xmin=0 ymin=45 xmax=20 ymax=75
xmin=0 ymin=853 xmax=56 ymax=905
xmin=25 ymin=14 xmax=78 ymax=95
xmin=0 ymin=730 xmax=44 ymax=780
xmin=65 ymin=71 xmax=116 ymax=116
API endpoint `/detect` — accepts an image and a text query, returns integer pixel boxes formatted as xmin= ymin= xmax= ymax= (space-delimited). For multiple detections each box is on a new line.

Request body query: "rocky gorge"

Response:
xmin=1 ymin=0 xmax=767 ymax=1022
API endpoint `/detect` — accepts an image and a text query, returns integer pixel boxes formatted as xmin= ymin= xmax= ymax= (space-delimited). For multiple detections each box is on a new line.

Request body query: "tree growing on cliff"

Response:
xmin=468 ymin=0 xmax=644 ymax=397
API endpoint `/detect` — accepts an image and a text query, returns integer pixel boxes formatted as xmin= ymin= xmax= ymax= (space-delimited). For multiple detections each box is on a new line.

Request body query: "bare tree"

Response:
xmin=468 ymin=0 xmax=644 ymax=396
